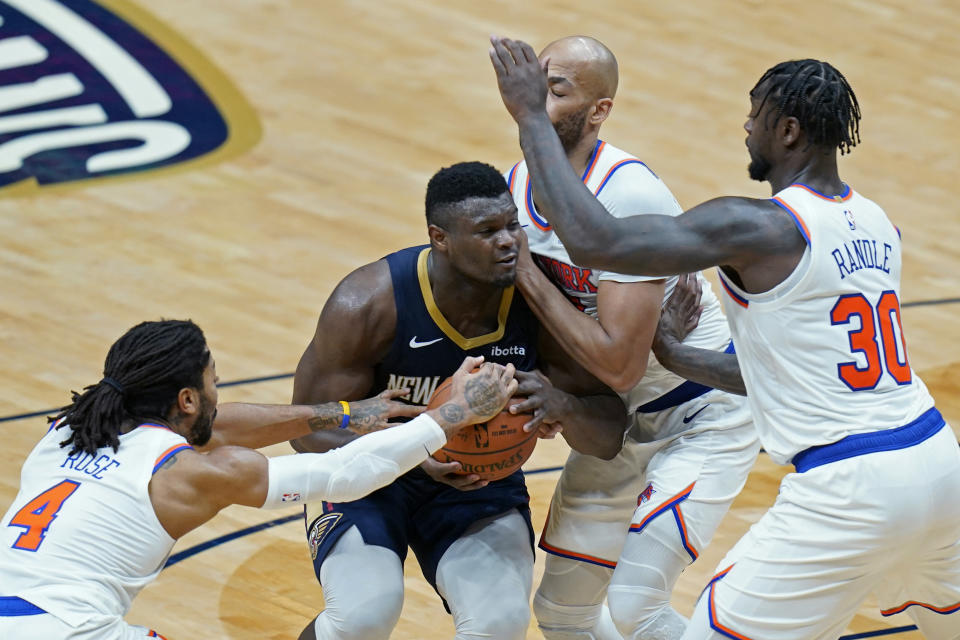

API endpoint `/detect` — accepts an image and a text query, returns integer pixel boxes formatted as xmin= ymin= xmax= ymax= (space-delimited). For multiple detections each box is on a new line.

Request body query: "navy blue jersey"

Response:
xmin=372 ymin=245 xmax=539 ymax=403
xmin=306 ymin=245 xmax=538 ymax=595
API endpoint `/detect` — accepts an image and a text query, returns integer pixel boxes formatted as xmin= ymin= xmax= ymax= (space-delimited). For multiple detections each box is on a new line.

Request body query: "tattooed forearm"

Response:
xmin=347 ymin=399 xmax=389 ymax=435
xmin=307 ymin=402 xmax=349 ymax=432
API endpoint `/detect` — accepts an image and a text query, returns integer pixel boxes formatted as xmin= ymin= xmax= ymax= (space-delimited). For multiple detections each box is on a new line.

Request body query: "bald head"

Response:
xmin=540 ymin=36 xmax=619 ymax=100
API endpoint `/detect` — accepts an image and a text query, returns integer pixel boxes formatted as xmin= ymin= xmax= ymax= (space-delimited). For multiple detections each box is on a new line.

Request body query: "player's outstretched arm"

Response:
xmin=490 ymin=36 xmax=800 ymax=280
xmin=652 ymin=274 xmax=746 ymax=396
xmin=521 ymin=330 xmax=630 ymax=458
xmin=199 ymin=391 xmax=424 ymax=452
xmin=515 ymin=236 xmax=663 ymax=392
xmin=150 ymin=357 xmax=517 ymax=539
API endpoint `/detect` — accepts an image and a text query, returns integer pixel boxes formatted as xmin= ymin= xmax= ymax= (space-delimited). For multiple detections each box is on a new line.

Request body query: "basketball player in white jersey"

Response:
xmin=492 ymin=38 xmax=960 ymax=639
xmin=504 ymin=36 xmax=758 ymax=640
xmin=0 ymin=319 xmax=517 ymax=639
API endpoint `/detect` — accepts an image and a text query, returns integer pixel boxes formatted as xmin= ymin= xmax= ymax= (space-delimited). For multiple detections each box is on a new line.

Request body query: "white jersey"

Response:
xmin=0 ymin=422 xmax=189 ymax=626
xmin=717 ymin=183 xmax=936 ymax=464
xmin=507 ymin=140 xmax=731 ymax=410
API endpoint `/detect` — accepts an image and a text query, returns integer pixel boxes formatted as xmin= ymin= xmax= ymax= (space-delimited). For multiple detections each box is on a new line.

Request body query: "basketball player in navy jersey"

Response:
xmin=491 ymin=37 xmax=960 ymax=640
xmin=292 ymin=161 xmax=628 ymax=640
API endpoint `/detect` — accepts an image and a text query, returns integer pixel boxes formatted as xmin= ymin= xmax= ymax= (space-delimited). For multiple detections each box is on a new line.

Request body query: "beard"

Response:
xmin=552 ymin=107 xmax=590 ymax=153
xmin=747 ymin=148 xmax=773 ymax=181
xmin=490 ymin=269 xmax=517 ymax=288
xmin=188 ymin=398 xmax=217 ymax=446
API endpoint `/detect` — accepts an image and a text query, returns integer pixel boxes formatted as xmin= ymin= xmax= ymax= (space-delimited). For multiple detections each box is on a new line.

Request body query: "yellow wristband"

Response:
xmin=338 ymin=401 xmax=351 ymax=429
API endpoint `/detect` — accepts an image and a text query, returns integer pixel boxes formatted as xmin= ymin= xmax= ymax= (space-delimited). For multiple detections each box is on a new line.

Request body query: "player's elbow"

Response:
xmin=599 ymin=361 xmax=647 ymax=395
xmin=565 ymin=243 xmax=606 ymax=269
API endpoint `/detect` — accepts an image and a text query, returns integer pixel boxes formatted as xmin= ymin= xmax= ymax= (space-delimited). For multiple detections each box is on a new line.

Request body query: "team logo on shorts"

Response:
xmin=637 ymin=483 xmax=656 ymax=506
xmin=308 ymin=513 xmax=342 ymax=560
xmin=0 ymin=0 xmax=260 ymax=194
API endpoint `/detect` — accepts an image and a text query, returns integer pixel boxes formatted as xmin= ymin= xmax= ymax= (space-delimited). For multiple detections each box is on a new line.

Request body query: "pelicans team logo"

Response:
xmin=0 ymin=0 xmax=259 ymax=193
xmin=308 ymin=513 xmax=342 ymax=560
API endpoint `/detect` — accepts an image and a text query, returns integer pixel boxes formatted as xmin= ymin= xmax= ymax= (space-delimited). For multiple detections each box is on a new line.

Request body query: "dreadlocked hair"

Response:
xmin=752 ymin=59 xmax=861 ymax=155
xmin=50 ymin=320 xmax=209 ymax=457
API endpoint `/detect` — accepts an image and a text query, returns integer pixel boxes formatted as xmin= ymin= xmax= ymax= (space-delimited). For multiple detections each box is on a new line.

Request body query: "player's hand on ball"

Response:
xmin=346 ymin=388 xmax=426 ymax=435
xmin=510 ymin=369 xmax=565 ymax=437
xmin=419 ymin=458 xmax=489 ymax=491
xmin=429 ymin=356 xmax=518 ymax=433
xmin=489 ymin=35 xmax=548 ymax=123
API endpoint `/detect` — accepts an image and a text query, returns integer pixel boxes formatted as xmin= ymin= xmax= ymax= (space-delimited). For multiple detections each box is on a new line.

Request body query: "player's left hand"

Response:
xmin=653 ymin=273 xmax=703 ymax=358
xmin=489 ymin=36 xmax=548 ymax=123
xmin=509 ymin=369 xmax=565 ymax=438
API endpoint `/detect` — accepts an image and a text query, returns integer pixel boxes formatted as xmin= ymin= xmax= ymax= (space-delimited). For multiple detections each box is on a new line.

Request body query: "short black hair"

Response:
xmin=52 ymin=320 xmax=209 ymax=456
xmin=425 ymin=161 xmax=509 ymax=228
xmin=752 ymin=59 xmax=861 ymax=155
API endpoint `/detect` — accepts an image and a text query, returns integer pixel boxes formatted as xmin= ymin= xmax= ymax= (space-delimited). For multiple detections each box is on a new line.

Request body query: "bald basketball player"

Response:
xmin=503 ymin=36 xmax=758 ymax=640
xmin=292 ymin=161 xmax=628 ymax=640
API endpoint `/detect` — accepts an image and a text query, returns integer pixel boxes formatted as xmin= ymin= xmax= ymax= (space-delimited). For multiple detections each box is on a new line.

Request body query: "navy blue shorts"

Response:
xmin=305 ymin=467 xmax=533 ymax=589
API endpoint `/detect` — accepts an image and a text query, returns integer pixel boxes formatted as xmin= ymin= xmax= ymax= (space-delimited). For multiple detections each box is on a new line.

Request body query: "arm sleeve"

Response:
xmin=261 ymin=414 xmax=446 ymax=507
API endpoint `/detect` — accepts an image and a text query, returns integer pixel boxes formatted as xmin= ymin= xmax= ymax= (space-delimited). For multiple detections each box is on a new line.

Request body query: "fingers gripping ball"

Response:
xmin=428 ymin=376 xmax=537 ymax=481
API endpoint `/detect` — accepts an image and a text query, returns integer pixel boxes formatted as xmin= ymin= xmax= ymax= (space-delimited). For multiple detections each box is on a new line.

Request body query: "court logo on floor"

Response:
xmin=0 ymin=0 xmax=260 ymax=194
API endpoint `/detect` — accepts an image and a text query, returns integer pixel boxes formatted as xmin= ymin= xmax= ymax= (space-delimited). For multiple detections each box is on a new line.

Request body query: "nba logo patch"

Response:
xmin=0 ymin=0 xmax=259 ymax=193
xmin=637 ymin=483 xmax=655 ymax=506
xmin=844 ymin=209 xmax=856 ymax=230
xmin=308 ymin=513 xmax=342 ymax=560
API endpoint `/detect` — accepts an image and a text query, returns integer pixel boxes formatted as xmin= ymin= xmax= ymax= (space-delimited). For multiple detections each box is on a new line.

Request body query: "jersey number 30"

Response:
xmin=830 ymin=291 xmax=911 ymax=391
xmin=8 ymin=480 xmax=80 ymax=551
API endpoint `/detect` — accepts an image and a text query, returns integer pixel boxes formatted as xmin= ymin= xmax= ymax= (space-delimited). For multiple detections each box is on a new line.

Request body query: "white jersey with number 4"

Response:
xmin=0 ymin=422 xmax=189 ymax=626
xmin=717 ymin=183 xmax=936 ymax=464
xmin=507 ymin=140 xmax=731 ymax=411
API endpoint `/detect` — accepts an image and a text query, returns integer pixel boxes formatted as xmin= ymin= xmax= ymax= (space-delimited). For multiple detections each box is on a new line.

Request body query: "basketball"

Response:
xmin=427 ymin=376 xmax=538 ymax=481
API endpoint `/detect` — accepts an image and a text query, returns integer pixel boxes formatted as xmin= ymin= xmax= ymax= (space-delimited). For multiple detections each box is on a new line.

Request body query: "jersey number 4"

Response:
xmin=8 ymin=480 xmax=80 ymax=551
xmin=830 ymin=291 xmax=911 ymax=391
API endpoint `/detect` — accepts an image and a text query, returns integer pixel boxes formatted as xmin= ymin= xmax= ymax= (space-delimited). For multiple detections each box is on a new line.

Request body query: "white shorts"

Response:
xmin=0 ymin=608 xmax=165 ymax=640
xmin=540 ymin=388 xmax=758 ymax=567
xmin=705 ymin=421 xmax=960 ymax=640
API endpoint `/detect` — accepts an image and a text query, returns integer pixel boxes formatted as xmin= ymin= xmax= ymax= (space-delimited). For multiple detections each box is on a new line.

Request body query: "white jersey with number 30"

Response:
xmin=717 ymin=184 xmax=935 ymax=464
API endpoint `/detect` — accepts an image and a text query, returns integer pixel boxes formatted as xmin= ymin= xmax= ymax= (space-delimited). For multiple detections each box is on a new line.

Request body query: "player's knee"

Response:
xmin=316 ymin=590 xmax=402 ymax=640
xmin=608 ymin=584 xmax=677 ymax=638
xmin=456 ymin=598 xmax=529 ymax=640
xmin=533 ymin=591 xmax=603 ymax=636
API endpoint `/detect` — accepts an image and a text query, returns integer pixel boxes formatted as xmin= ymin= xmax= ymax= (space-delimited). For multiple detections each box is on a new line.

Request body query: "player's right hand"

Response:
xmin=419 ymin=458 xmax=489 ymax=491
xmin=345 ymin=388 xmax=425 ymax=436
xmin=431 ymin=356 xmax=518 ymax=431
xmin=489 ymin=36 xmax=548 ymax=124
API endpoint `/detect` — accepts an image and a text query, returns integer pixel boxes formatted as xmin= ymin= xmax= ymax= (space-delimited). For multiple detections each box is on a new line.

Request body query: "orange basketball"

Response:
xmin=427 ymin=376 xmax=537 ymax=481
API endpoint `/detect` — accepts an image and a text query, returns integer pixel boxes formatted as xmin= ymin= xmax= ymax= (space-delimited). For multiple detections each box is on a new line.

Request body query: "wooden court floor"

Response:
xmin=2 ymin=0 xmax=959 ymax=637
